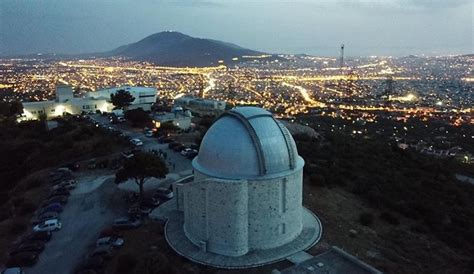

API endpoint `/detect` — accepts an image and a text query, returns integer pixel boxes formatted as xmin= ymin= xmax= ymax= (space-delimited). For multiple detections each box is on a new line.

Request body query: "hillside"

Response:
xmin=105 ymin=31 xmax=268 ymax=67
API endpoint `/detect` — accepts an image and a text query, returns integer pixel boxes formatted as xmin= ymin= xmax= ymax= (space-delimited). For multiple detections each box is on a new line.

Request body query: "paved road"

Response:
xmin=25 ymin=175 xmax=126 ymax=274
xmin=90 ymin=114 xmax=192 ymax=173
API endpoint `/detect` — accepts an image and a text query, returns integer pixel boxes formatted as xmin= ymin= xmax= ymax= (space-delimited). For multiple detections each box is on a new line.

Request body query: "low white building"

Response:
xmin=174 ymin=96 xmax=226 ymax=116
xmin=87 ymin=86 xmax=157 ymax=111
xmin=22 ymin=85 xmax=157 ymax=120
xmin=22 ymin=85 xmax=112 ymax=120
xmin=153 ymin=110 xmax=192 ymax=130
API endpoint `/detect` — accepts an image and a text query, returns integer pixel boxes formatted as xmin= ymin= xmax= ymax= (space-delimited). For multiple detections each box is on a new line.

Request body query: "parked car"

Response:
xmin=128 ymin=205 xmax=152 ymax=217
xmin=180 ymin=148 xmax=193 ymax=156
xmin=168 ymin=142 xmax=180 ymax=149
xmin=121 ymin=151 xmax=134 ymax=159
xmin=173 ymin=144 xmax=185 ymax=152
xmin=99 ymin=228 xmax=122 ymax=239
xmin=47 ymin=195 xmax=68 ymax=205
xmin=87 ymin=159 xmax=97 ymax=169
xmin=5 ymin=252 xmax=39 ymax=267
xmin=96 ymin=237 xmax=124 ymax=248
xmin=130 ymin=138 xmax=143 ymax=146
xmin=144 ymin=130 xmax=154 ymax=137
xmin=21 ymin=231 xmax=52 ymax=243
xmin=37 ymin=205 xmax=62 ymax=216
xmin=154 ymin=187 xmax=174 ymax=199
xmin=186 ymin=150 xmax=199 ymax=159
xmin=31 ymin=212 xmax=59 ymax=226
xmin=33 ymin=219 xmax=62 ymax=232
xmin=52 ymin=180 xmax=77 ymax=190
xmin=1 ymin=267 xmax=24 ymax=274
xmin=10 ymin=241 xmax=45 ymax=255
xmin=40 ymin=203 xmax=63 ymax=213
xmin=90 ymin=246 xmax=113 ymax=259
xmin=112 ymin=217 xmax=142 ymax=230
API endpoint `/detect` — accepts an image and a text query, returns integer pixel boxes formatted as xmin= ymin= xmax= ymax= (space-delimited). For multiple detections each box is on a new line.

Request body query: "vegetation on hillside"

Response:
xmin=295 ymin=125 xmax=474 ymax=258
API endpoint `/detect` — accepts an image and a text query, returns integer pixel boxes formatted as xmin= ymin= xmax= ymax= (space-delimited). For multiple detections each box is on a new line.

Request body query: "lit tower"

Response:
xmin=340 ymin=44 xmax=345 ymax=73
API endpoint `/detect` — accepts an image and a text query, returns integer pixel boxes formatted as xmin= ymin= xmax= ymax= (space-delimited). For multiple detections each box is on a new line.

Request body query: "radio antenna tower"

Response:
xmin=340 ymin=44 xmax=345 ymax=73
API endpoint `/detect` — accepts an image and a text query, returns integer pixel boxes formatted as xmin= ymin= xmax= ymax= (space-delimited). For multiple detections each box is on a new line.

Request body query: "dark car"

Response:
xmin=10 ymin=241 xmax=45 ymax=255
xmin=112 ymin=217 xmax=142 ymax=230
xmin=21 ymin=231 xmax=52 ymax=243
xmin=47 ymin=196 xmax=68 ymax=205
xmin=168 ymin=142 xmax=180 ymax=149
xmin=31 ymin=212 xmax=59 ymax=226
xmin=6 ymin=252 xmax=39 ymax=267
xmin=40 ymin=202 xmax=63 ymax=212
xmin=99 ymin=227 xmax=122 ymax=239
xmin=90 ymin=246 xmax=113 ymax=259
xmin=37 ymin=205 xmax=62 ymax=216
xmin=173 ymin=144 xmax=185 ymax=152
xmin=186 ymin=150 xmax=198 ymax=159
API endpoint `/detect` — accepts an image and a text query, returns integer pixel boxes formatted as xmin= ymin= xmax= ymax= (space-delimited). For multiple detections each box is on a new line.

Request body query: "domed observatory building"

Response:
xmin=163 ymin=107 xmax=321 ymax=268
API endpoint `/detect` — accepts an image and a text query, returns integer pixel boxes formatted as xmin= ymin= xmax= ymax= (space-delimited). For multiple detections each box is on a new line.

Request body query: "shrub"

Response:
xmin=309 ymin=174 xmax=325 ymax=186
xmin=380 ymin=211 xmax=400 ymax=226
xmin=18 ymin=200 xmax=37 ymax=216
xmin=8 ymin=219 xmax=27 ymax=235
xmin=359 ymin=212 xmax=374 ymax=226
xmin=115 ymin=253 xmax=138 ymax=274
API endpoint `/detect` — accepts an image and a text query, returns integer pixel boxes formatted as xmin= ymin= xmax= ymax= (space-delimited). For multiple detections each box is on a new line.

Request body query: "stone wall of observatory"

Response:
xmin=189 ymin=166 xmax=304 ymax=252
xmin=182 ymin=177 xmax=250 ymax=257
xmin=247 ymin=168 xmax=303 ymax=250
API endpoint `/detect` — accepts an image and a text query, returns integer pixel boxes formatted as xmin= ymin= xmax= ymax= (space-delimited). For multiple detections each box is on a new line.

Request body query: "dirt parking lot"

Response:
xmin=25 ymin=174 xmax=126 ymax=274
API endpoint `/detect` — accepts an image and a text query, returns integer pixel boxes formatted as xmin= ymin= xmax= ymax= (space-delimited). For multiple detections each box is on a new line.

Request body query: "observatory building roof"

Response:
xmin=193 ymin=107 xmax=304 ymax=179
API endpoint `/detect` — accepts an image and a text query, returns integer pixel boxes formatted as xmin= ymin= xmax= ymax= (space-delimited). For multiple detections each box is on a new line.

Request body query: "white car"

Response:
xmin=130 ymin=138 xmax=143 ymax=146
xmin=96 ymin=236 xmax=124 ymax=248
xmin=144 ymin=130 xmax=154 ymax=137
xmin=33 ymin=219 xmax=62 ymax=232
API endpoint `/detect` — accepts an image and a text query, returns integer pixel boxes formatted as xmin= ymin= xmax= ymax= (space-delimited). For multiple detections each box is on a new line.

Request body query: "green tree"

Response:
xmin=110 ymin=89 xmax=135 ymax=110
xmin=124 ymin=108 xmax=152 ymax=128
xmin=115 ymin=153 xmax=168 ymax=201
xmin=9 ymin=101 xmax=23 ymax=117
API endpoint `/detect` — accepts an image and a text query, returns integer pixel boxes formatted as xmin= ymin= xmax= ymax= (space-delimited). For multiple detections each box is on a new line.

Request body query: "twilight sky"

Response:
xmin=0 ymin=0 xmax=472 ymax=57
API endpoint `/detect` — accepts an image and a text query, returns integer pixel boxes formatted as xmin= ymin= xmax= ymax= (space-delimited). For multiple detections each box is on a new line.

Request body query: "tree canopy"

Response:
xmin=110 ymin=89 xmax=135 ymax=110
xmin=124 ymin=108 xmax=152 ymax=128
xmin=115 ymin=152 xmax=168 ymax=200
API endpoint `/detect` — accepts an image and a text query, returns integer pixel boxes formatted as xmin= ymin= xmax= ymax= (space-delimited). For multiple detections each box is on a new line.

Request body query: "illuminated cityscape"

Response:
xmin=1 ymin=54 xmax=472 ymax=124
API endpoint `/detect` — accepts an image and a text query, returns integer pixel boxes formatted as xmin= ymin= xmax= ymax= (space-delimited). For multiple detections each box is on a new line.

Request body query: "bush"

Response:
xmin=8 ymin=219 xmax=27 ymax=235
xmin=309 ymin=174 xmax=325 ymax=186
xmin=359 ymin=212 xmax=374 ymax=226
xmin=18 ymin=200 xmax=37 ymax=215
xmin=380 ymin=211 xmax=400 ymax=226
xmin=115 ymin=253 xmax=138 ymax=274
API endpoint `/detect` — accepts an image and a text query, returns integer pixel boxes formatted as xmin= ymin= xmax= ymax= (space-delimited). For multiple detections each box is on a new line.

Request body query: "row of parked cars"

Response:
xmin=3 ymin=168 xmax=77 ymax=271
xmin=74 ymin=228 xmax=126 ymax=274
xmin=168 ymin=142 xmax=199 ymax=159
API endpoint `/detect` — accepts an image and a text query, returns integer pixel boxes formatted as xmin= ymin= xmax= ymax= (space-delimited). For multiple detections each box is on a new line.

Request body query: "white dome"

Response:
xmin=193 ymin=107 xmax=303 ymax=179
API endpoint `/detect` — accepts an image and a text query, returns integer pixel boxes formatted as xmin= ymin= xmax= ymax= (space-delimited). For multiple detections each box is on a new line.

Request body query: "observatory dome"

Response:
xmin=193 ymin=107 xmax=304 ymax=179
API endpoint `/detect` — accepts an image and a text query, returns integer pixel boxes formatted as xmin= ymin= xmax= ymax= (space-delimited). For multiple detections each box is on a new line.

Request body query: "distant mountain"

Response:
xmin=103 ymin=31 xmax=271 ymax=67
